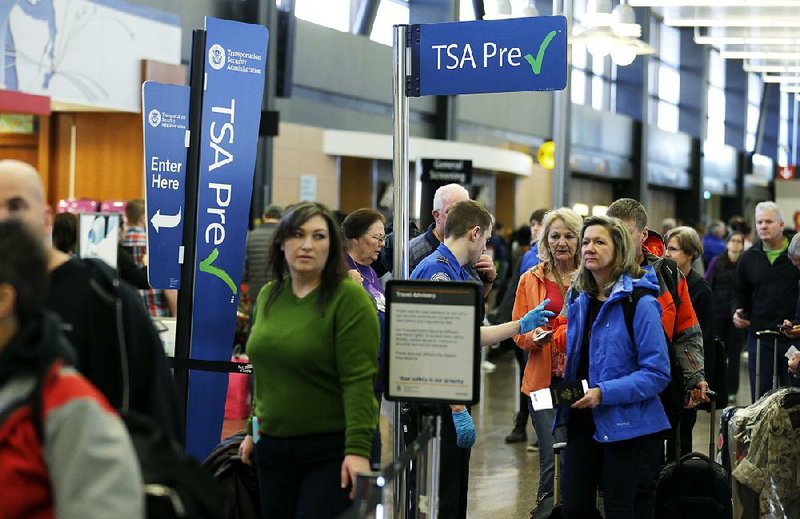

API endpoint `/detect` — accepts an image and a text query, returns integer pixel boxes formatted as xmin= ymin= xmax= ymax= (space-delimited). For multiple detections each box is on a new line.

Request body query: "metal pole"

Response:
xmin=392 ymin=23 xmax=411 ymax=518
xmin=792 ymin=94 xmax=798 ymax=167
xmin=551 ymin=0 xmax=572 ymax=207
xmin=428 ymin=416 xmax=442 ymax=519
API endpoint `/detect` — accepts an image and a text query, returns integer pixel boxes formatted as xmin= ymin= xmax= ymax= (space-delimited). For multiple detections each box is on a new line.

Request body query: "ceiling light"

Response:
xmin=762 ymin=74 xmax=800 ymax=83
xmin=721 ymin=51 xmax=800 ymax=59
xmin=667 ymin=17 xmax=800 ymax=27
xmin=631 ymin=0 xmax=800 ymax=5
xmin=744 ymin=64 xmax=800 ymax=73
xmin=571 ymin=0 xmax=654 ymax=65
xmin=694 ymin=35 xmax=797 ymax=45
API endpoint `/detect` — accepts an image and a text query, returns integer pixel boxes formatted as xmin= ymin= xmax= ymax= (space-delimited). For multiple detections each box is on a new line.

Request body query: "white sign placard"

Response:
xmin=299 ymin=174 xmax=317 ymax=201
xmin=385 ymin=281 xmax=480 ymax=404
xmin=78 ymin=213 xmax=120 ymax=269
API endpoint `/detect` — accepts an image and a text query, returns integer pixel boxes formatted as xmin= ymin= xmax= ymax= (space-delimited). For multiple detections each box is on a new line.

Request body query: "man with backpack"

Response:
xmin=0 ymin=219 xmax=144 ymax=517
xmin=605 ymin=199 xmax=709 ymax=518
xmin=0 ymin=159 xmax=183 ymax=444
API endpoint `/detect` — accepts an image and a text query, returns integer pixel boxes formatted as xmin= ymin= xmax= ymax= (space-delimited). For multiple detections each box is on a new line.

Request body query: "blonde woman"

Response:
xmin=512 ymin=207 xmax=582 ymax=515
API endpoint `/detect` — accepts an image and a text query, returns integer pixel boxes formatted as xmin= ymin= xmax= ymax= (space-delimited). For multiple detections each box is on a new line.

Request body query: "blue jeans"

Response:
xmin=253 ymin=431 xmax=353 ymax=519
xmin=747 ymin=332 xmax=796 ymax=402
xmin=528 ymin=401 xmax=562 ymax=499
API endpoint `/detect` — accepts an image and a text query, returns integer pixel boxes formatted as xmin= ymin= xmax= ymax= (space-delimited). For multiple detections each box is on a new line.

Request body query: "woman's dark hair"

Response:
xmin=262 ymin=202 xmax=348 ymax=314
xmin=52 ymin=212 xmax=78 ymax=254
xmin=342 ymin=208 xmax=385 ymax=242
xmin=716 ymin=230 xmax=745 ymax=269
xmin=0 ymin=219 xmax=49 ymax=322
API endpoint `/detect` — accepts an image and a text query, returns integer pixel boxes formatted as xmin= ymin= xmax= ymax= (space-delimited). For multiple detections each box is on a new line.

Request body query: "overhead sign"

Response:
xmin=410 ymin=16 xmax=567 ymax=97
xmin=142 ymin=81 xmax=189 ymax=289
xmin=186 ymin=16 xmax=268 ymax=460
xmin=419 ymin=159 xmax=473 ymax=183
xmin=384 ymin=280 xmax=481 ymax=405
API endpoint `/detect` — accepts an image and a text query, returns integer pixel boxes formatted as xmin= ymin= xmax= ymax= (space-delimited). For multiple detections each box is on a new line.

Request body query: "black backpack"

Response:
xmin=620 ymin=285 xmax=685 ymax=431
xmin=33 ymin=261 xmax=225 ymax=518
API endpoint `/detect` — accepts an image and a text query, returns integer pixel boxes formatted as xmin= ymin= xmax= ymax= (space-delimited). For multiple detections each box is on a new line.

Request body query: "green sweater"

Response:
xmin=247 ymin=277 xmax=380 ymax=457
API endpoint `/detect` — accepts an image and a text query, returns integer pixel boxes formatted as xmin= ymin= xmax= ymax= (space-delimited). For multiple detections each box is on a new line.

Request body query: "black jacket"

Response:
xmin=45 ymin=258 xmax=183 ymax=444
xmin=733 ymin=232 xmax=800 ymax=331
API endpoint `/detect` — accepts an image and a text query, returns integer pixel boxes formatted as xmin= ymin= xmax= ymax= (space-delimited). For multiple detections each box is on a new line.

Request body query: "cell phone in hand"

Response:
xmin=534 ymin=330 xmax=553 ymax=343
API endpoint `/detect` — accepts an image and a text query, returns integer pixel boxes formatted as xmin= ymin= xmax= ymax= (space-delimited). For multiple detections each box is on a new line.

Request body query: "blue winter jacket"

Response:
xmin=556 ymin=269 xmax=671 ymax=443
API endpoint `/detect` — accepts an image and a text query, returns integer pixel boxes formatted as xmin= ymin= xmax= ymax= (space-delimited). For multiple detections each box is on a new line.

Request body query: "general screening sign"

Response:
xmin=410 ymin=16 xmax=567 ymax=97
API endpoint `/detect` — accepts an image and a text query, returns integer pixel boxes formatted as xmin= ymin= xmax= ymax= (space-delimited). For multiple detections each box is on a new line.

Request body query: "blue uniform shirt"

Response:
xmin=411 ymin=243 xmax=471 ymax=282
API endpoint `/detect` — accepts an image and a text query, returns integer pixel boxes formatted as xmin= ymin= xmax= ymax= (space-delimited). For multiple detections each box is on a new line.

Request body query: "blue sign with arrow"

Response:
xmin=185 ymin=16 xmax=268 ymax=460
xmin=142 ymin=81 xmax=189 ymax=290
xmin=410 ymin=16 xmax=567 ymax=97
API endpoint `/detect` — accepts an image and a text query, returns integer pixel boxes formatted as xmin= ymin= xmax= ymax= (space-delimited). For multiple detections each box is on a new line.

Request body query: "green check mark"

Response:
xmin=199 ymin=247 xmax=237 ymax=295
xmin=524 ymin=30 xmax=558 ymax=75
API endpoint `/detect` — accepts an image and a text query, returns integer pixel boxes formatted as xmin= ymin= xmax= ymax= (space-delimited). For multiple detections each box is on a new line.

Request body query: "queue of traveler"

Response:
xmin=5 ymin=152 xmax=800 ymax=519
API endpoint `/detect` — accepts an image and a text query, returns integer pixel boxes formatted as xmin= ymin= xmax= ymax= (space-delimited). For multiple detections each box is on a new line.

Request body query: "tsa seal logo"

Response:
xmin=148 ymin=109 xmax=161 ymax=127
xmin=209 ymin=44 xmax=226 ymax=70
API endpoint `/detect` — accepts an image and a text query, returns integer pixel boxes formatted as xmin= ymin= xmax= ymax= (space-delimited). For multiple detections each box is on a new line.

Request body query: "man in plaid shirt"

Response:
xmin=121 ymin=199 xmax=175 ymax=317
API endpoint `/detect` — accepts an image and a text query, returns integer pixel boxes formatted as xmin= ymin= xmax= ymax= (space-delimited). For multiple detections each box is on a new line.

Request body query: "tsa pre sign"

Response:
xmin=186 ymin=17 xmax=267 ymax=459
xmin=411 ymin=16 xmax=567 ymax=96
xmin=142 ymin=81 xmax=189 ymax=290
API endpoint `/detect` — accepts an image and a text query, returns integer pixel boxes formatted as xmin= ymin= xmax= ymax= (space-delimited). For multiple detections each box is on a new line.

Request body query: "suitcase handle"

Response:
xmin=679 ymin=452 xmax=712 ymax=465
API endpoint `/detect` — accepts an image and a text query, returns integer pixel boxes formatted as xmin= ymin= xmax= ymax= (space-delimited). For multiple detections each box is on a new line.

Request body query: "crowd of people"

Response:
xmin=3 ymin=155 xmax=800 ymax=518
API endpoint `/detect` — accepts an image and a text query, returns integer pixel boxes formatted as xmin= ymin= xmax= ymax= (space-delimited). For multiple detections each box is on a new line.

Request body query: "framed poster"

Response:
xmin=384 ymin=280 xmax=481 ymax=405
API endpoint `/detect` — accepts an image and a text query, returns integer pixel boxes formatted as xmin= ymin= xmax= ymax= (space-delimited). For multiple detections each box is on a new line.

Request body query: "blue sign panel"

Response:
xmin=411 ymin=16 xmax=567 ymax=97
xmin=186 ymin=17 xmax=268 ymax=460
xmin=142 ymin=81 xmax=189 ymax=290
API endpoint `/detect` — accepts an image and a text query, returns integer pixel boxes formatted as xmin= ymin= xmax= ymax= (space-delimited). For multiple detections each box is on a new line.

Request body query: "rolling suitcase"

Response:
xmin=655 ymin=391 xmax=733 ymax=519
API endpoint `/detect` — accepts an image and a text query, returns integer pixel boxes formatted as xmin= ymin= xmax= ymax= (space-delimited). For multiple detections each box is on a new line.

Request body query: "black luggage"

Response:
xmin=655 ymin=391 xmax=733 ymax=519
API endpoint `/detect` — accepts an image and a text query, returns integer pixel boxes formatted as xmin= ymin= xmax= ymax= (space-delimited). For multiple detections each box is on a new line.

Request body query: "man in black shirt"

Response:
xmin=0 ymin=159 xmax=182 ymax=442
xmin=733 ymin=201 xmax=799 ymax=401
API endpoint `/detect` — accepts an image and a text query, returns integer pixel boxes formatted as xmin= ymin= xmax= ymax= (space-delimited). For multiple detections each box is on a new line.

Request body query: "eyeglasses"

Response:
xmin=369 ymin=234 xmax=387 ymax=243
xmin=666 ymin=246 xmax=682 ymax=253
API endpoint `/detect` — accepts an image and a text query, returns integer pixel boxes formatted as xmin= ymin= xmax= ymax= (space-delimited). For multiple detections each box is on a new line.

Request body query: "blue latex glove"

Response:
xmin=451 ymin=409 xmax=476 ymax=449
xmin=519 ymin=299 xmax=556 ymax=334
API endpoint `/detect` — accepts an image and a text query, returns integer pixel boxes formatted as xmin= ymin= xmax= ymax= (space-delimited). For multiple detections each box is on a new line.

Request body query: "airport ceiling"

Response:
xmin=628 ymin=0 xmax=800 ymax=91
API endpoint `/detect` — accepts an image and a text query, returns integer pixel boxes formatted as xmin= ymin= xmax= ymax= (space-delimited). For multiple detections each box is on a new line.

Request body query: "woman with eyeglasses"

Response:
xmin=342 ymin=208 xmax=387 ymax=469
xmin=238 ymin=202 xmax=380 ymax=518
xmin=664 ymin=226 xmax=715 ymax=456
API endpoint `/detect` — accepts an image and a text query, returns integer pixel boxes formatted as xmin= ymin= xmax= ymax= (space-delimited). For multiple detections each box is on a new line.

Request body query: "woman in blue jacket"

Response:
xmin=558 ymin=215 xmax=671 ymax=519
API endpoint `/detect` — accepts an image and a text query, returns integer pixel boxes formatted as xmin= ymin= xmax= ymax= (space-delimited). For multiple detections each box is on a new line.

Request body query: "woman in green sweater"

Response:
xmin=239 ymin=202 xmax=380 ymax=518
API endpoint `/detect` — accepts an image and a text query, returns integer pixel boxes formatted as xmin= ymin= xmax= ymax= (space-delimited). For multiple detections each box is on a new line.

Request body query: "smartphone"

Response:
xmin=534 ymin=330 xmax=553 ymax=343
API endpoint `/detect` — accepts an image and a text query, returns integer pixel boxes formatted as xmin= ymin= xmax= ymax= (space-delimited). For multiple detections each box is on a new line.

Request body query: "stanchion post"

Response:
xmin=392 ymin=23 xmax=411 ymax=518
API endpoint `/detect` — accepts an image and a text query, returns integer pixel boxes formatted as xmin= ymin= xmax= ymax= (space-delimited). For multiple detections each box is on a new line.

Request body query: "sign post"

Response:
xmin=390 ymin=15 xmax=567 ymax=516
xmin=182 ymin=17 xmax=268 ymax=461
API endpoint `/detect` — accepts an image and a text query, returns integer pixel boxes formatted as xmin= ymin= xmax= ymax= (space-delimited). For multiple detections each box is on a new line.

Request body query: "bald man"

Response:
xmin=0 ymin=160 xmax=183 ymax=442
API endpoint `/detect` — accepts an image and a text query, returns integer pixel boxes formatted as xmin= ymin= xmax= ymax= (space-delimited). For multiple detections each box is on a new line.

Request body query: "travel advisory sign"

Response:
xmin=411 ymin=16 xmax=567 ymax=97
xmin=186 ymin=16 xmax=267 ymax=459
xmin=142 ymin=81 xmax=189 ymax=290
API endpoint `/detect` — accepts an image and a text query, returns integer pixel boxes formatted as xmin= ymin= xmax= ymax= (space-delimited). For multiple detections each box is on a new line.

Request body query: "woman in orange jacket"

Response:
xmin=512 ymin=207 xmax=582 ymax=516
